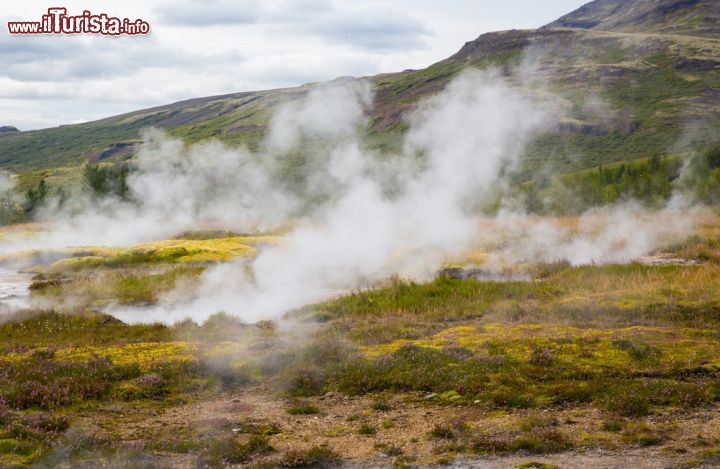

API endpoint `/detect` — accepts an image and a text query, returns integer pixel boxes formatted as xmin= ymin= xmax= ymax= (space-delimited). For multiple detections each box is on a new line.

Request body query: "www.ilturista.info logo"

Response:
xmin=7 ymin=8 xmax=150 ymax=35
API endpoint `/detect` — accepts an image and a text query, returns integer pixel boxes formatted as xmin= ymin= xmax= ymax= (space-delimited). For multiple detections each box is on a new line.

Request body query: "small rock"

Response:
xmin=425 ymin=393 xmax=437 ymax=400
xmin=324 ymin=391 xmax=334 ymax=398
xmin=231 ymin=427 xmax=243 ymax=433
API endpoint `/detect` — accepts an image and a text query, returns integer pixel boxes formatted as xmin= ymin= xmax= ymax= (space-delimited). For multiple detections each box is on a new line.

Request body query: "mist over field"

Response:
xmin=0 ymin=66 xmax=704 ymax=323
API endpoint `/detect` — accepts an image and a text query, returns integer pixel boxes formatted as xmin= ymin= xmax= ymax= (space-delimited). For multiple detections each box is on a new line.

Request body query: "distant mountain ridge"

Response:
xmin=546 ymin=0 xmax=720 ymax=37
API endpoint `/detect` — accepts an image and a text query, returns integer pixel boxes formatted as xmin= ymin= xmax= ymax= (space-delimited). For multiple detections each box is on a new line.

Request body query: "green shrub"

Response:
xmin=281 ymin=445 xmax=339 ymax=467
xmin=528 ymin=347 xmax=556 ymax=366
xmin=603 ymin=390 xmax=651 ymax=417
xmin=1 ymin=356 xmax=141 ymax=409
xmin=197 ymin=435 xmax=272 ymax=467
xmin=6 ymin=412 xmax=69 ymax=441
xmin=375 ymin=442 xmax=403 ymax=456
xmin=601 ymin=418 xmax=626 ymax=432
xmin=518 ymin=416 xmax=558 ymax=432
xmin=429 ymin=424 xmax=455 ymax=440
xmin=287 ymin=403 xmax=320 ymax=415
xmin=358 ymin=424 xmax=377 ymax=436
xmin=282 ymin=366 xmax=327 ymax=397
xmin=512 ymin=428 xmax=571 ymax=453
xmin=517 ymin=463 xmax=558 ymax=469
xmin=611 ymin=339 xmax=660 ymax=361
xmin=621 ymin=421 xmax=662 ymax=446
xmin=491 ymin=388 xmax=534 ymax=409
xmin=371 ymin=399 xmax=391 ymax=411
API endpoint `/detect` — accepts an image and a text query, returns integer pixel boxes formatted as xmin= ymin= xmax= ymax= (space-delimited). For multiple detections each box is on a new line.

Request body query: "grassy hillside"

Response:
xmin=0 ymin=8 xmax=718 ymax=191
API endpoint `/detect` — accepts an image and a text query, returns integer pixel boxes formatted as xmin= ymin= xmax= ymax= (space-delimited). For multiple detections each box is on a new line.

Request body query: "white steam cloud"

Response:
xmin=110 ymin=70 xmax=551 ymax=323
xmin=0 ymin=68 xmax=704 ymax=323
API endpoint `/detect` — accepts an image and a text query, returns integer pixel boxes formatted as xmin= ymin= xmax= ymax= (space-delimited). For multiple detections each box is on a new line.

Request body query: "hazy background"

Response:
xmin=1 ymin=0 xmax=587 ymax=130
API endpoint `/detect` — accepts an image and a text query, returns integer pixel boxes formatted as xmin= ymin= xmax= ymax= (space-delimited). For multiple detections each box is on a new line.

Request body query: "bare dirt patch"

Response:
xmin=70 ymin=388 xmax=720 ymax=467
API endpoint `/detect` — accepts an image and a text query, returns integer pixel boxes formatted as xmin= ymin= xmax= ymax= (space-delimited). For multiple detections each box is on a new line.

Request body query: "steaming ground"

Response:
xmin=0 ymin=76 xmax=717 ymax=468
xmin=0 ymin=69 xmax=706 ymax=323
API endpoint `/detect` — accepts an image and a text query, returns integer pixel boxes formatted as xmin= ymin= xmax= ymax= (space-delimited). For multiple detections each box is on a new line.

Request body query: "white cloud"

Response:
xmin=154 ymin=0 xmax=263 ymax=26
xmin=155 ymin=0 xmax=431 ymax=51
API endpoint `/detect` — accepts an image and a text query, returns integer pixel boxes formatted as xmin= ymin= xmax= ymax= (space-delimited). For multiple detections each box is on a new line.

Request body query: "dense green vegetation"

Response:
xmin=516 ymin=145 xmax=720 ymax=214
xmin=82 ymin=163 xmax=130 ymax=199
xmin=5 ymin=144 xmax=720 ymax=226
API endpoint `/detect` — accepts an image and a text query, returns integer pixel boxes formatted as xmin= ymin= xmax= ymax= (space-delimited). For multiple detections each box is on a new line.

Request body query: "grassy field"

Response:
xmin=0 ymin=216 xmax=719 ymax=467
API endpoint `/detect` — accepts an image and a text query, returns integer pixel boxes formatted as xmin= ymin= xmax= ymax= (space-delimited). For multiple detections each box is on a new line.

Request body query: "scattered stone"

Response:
xmin=638 ymin=253 xmax=701 ymax=266
xmin=425 ymin=393 xmax=437 ymax=400
xmin=438 ymin=267 xmax=529 ymax=282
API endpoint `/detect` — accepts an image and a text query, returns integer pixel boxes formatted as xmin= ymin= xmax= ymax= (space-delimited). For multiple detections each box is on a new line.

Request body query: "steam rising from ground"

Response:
xmin=484 ymin=204 xmax=700 ymax=268
xmin=0 ymin=69 xmax=705 ymax=323
xmin=111 ymin=70 xmax=552 ymax=323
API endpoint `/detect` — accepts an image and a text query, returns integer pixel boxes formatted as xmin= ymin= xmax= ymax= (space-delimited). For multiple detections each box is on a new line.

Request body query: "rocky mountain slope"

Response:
xmin=547 ymin=0 xmax=720 ymax=37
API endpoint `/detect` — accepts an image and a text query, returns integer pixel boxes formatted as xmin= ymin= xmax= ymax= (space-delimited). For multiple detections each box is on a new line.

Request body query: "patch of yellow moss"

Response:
xmin=360 ymin=323 xmax=720 ymax=373
xmin=144 ymin=236 xmax=278 ymax=262
xmin=0 ymin=439 xmax=35 ymax=466
xmin=22 ymin=235 xmax=280 ymax=272
xmin=55 ymin=342 xmax=196 ymax=370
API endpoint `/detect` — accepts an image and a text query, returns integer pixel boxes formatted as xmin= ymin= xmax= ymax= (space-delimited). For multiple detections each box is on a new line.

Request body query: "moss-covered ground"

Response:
xmin=0 ymin=217 xmax=720 ymax=466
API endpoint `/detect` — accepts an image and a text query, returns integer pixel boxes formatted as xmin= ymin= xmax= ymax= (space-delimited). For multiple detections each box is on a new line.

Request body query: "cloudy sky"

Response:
xmin=1 ymin=0 xmax=588 ymax=130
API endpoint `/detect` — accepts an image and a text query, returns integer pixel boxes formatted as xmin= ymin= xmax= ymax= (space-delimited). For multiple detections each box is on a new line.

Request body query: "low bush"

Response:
xmin=197 ymin=435 xmax=272 ymax=467
xmin=6 ymin=412 xmax=69 ymax=440
xmin=287 ymin=403 xmax=320 ymax=415
xmin=371 ymin=399 xmax=392 ymax=411
xmin=358 ymin=424 xmax=377 ymax=436
xmin=1 ymin=356 xmax=141 ymax=409
xmin=603 ymin=390 xmax=651 ymax=417
xmin=429 ymin=424 xmax=455 ymax=440
xmin=282 ymin=366 xmax=327 ymax=397
xmin=281 ymin=445 xmax=339 ymax=467
xmin=621 ymin=421 xmax=663 ymax=446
